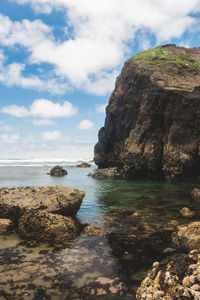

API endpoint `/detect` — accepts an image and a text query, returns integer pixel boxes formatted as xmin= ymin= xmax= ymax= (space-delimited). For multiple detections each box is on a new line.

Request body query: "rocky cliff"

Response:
xmin=94 ymin=44 xmax=200 ymax=181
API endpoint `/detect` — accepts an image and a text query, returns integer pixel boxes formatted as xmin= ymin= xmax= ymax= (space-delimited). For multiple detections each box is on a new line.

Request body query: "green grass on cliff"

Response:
xmin=132 ymin=46 xmax=200 ymax=74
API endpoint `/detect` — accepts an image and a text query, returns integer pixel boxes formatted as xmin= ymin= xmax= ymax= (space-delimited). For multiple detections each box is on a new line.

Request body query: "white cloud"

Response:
xmin=78 ymin=119 xmax=94 ymax=130
xmin=3 ymin=0 xmax=200 ymax=95
xmin=1 ymin=99 xmax=78 ymax=119
xmin=0 ymin=125 xmax=14 ymax=131
xmin=0 ymin=133 xmax=20 ymax=144
xmin=41 ymin=130 xmax=62 ymax=141
xmin=32 ymin=119 xmax=56 ymax=126
xmin=0 ymin=51 xmax=67 ymax=94
xmin=96 ymin=104 xmax=107 ymax=113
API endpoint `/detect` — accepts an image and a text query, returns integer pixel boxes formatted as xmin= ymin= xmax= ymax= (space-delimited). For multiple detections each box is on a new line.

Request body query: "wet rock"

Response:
xmin=180 ymin=207 xmax=195 ymax=218
xmin=18 ymin=210 xmax=82 ymax=245
xmin=0 ymin=185 xmax=85 ymax=222
xmin=191 ymin=188 xmax=200 ymax=200
xmin=172 ymin=221 xmax=200 ymax=251
xmin=0 ymin=218 xmax=13 ymax=234
xmin=83 ymin=225 xmax=107 ymax=236
xmin=76 ymin=162 xmax=91 ymax=168
xmin=136 ymin=250 xmax=200 ymax=300
xmin=94 ymin=45 xmax=200 ymax=182
xmin=49 ymin=165 xmax=67 ymax=176
xmin=88 ymin=167 xmax=122 ymax=179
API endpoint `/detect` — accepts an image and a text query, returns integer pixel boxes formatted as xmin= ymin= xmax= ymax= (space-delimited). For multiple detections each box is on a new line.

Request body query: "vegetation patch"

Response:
xmin=132 ymin=46 xmax=200 ymax=74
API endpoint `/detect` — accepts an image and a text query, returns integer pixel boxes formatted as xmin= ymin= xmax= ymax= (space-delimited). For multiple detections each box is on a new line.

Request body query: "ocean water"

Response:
xmin=0 ymin=159 xmax=199 ymax=299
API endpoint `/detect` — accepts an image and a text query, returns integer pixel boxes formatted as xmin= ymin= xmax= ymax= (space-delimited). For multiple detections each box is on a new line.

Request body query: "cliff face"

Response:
xmin=94 ymin=45 xmax=200 ymax=181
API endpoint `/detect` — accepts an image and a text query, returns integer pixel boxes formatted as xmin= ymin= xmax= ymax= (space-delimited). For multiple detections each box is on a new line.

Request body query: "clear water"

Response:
xmin=0 ymin=161 xmax=199 ymax=299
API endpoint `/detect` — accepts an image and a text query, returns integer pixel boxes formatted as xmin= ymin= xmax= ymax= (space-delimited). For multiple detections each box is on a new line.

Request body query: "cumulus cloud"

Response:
xmin=0 ymin=133 xmax=20 ymax=144
xmin=1 ymin=99 xmax=78 ymax=119
xmin=78 ymin=119 xmax=94 ymax=130
xmin=41 ymin=130 xmax=62 ymax=141
xmin=4 ymin=0 xmax=200 ymax=95
xmin=32 ymin=119 xmax=56 ymax=126
xmin=96 ymin=104 xmax=107 ymax=113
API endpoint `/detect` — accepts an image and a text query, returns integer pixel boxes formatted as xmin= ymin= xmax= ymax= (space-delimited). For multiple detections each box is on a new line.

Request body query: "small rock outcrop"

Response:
xmin=172 ymin=221 xmax=200 ymax=251
xmin=0 ymin=186 xmax=85 ymax=222
xmin=136 ymin=250 xmax=200 ymax=300
xmin=49 ymin=165 xmax=67 ymax=176
xmin=0 ymin=218 xmax=13 ymax=234
xmin=88 ymin=167 xmax=122 ymax=179
xmin=180 ymin=207 xmax=195 ymax=218
xmin=94 ymin=45 xmax=200 ymax=181
xmin=76 ymin=162 xmax=91 ymax=168
xmin=18 ymin=211 xmax=82 ymax=245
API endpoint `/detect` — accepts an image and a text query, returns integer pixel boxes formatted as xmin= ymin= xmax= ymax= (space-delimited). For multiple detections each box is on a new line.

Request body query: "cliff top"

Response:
xmin=130 ymin=44 xmax=200 ymax=92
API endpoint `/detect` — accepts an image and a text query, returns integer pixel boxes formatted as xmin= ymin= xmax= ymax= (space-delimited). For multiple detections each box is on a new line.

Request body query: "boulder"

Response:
xmin=49 ymin=165 xmax=67 ymax=176
xmin=0 ymin=186 xmax=85 ymax=222
xmin=191 ymin=188 xmax=200 ymax=200
xmin=136 ymin=250 xmax=200 ymax=300
xmin=18 ymin=210 xmax=82 ymax=245
xmin=0 ymin=218 xmax=13 ymax=234
xmin=76 ymin=162 xmax=91 ymax=168
xmin=180 ymin=207 xmax=195 ymax=218
xmin=94 ymin=45 xmax=200 ymax=181
xmin=172 ymin=221 xmax=200 ymax=251
xmin=88 ymin=167 xmax=122 ymax=179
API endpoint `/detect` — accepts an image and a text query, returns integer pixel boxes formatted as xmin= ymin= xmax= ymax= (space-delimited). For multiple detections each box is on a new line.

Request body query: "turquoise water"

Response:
xmin=0 ymin=162 xmax=199 ymax=299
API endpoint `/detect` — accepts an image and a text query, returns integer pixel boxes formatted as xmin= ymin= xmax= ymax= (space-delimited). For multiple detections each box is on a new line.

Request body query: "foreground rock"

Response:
xmin=136 ymin=250 xmax=200 ymax=300
xmin=88 ymin=167 xmax=122 ymax=179
xmin=172 ymin=221 xmax=200 ymax=251
xmin=49 ymin=165 xmax=67 ymax=176
xmin=0 ymin=186 xmax=85 ymax=222
xmin=94 ymin=44 xmax=200 ymax=181
xmin=0 ymin=218 xmax=13 ymax=234
xmin=76 ymin=162 xmax=91 ymax=168
xmin=18 ymin=211 xmax=82 ymax=245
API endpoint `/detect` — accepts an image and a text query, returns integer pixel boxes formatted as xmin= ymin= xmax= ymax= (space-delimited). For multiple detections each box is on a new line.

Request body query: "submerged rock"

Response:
xmin=191 ymin=188 xmax=200 ymax=200
xmin=88 ymin=167 xmax=122 ymax=179
xmin=94 ymin=45 xmax=200 ymax=181
xmin=18 ymin=210 xmax=82 ymax=245
xmin=172 ymin=221 xmax=200 ymax=251
xmin=136 ymin=250 xmax=200 ymax=300
xmin=76 ymin=162 xmax=91 ymax=168
xmin=83 ymin=225 xmax=107 ymax=236
xmin=49 ymin=165 xmax=67 ymax=176
xmin=180 ymin=207 xmax=195 ymax=218
xmin=0 ymin=218 xmax=13 ymax=234
xmin=0 ymin=186 xmax=85 ymax=222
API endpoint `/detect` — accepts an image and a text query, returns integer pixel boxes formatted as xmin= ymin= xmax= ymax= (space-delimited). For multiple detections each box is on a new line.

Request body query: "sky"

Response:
xmin=0 ymin=0 xmax=200 ymax=160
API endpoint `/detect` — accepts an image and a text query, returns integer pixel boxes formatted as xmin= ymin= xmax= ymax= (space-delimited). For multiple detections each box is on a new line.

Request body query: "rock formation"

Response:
xmin=94 ymin=44 xmax=200 ymax=181
xmin=76 ymin=162 xmax=91 ymax=168
xmin=49 ymin=165 xmax=67 ymax=176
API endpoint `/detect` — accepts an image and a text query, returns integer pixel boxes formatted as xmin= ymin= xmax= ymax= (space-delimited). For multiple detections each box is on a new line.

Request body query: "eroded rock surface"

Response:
xmin=0 ymin=186 xmax=85 ymax=222
xmin=136 ymin=250 xmax=200 ymax=300
xmin=0 ymin=219 xmax=13 ymax=234
xmin=76 ymin=162 xmax=91 ymax=168
xmin=180 ymin=207 xmax=195 ymax=218
xmin=94 ymin=44 xmax=200 ymax=181
xmin=18 ymin=211 xmax=82 ymax=245
xmin=83 ymin=225 xmax=107 ymax=236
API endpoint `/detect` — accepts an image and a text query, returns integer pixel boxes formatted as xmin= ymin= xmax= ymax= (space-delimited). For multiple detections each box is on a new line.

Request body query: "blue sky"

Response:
xmin=0 ymin=0 xmax=200 ymax=160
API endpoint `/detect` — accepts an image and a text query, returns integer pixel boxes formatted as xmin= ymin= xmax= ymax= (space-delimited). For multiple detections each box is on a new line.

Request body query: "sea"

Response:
xmin=0 ymin=158 xmax=198 ymax=299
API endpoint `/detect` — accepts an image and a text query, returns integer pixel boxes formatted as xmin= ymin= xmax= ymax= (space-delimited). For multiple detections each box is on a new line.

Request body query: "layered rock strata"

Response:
xmin=94 ymin=44 xmax=200 ymax=181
